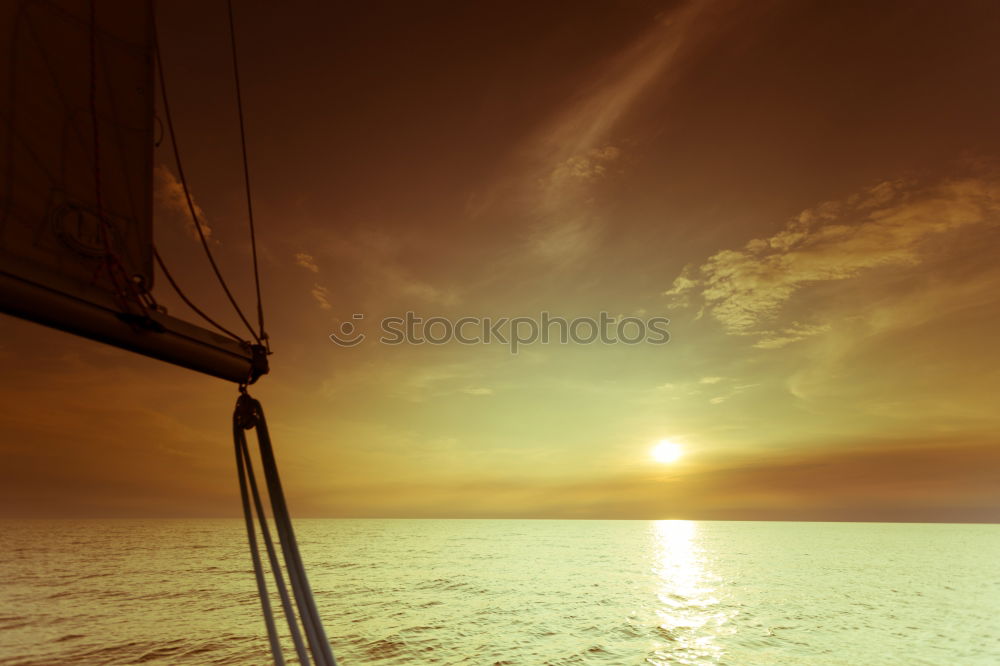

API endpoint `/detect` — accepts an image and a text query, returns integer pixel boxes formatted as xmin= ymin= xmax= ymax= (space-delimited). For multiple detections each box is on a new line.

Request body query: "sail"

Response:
xmin=0 ymin=0 xmax=264 ymax=384
xmin=1 ymin=0 xmax=153 ymax=302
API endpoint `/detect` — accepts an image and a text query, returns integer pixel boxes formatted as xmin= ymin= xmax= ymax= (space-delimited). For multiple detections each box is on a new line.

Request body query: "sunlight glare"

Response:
xmin=651 ymin=439 xmax=684 ymax=464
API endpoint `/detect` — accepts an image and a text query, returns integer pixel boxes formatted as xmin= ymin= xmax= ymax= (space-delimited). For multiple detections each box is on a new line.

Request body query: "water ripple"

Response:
xmin=0 ymin=520 xmax=998 ymax=664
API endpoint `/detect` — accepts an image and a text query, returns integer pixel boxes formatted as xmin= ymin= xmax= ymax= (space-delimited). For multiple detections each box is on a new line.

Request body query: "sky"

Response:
xmin=2 ymin=0 xmax=999 ymax=521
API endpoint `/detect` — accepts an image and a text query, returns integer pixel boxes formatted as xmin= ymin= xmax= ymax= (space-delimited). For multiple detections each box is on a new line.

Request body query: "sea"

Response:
xmin=1 ymin=519 xmax=998 ymax=665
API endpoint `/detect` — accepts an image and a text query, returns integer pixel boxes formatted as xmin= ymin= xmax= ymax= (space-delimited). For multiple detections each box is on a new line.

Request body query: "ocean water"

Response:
xmin=1 ymin=520 xmax=998 ymax=665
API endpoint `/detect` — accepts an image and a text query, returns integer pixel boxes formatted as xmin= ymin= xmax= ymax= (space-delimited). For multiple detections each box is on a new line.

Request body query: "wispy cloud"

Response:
xmin=544 ymin=146 xmax=622 ymax=190
xmin=663 ymin=266 xmax=698 ymax=309
xmin=395 ymin=363 xmax=480 ymax=402
xmin=311 ymin=284 xmax=332 ymax=310
xmin=301 ymin=437 xmax=1000 ymax=521
xmin=153 ymin=165 xmax=212 ymax=241
xmin=295 ymin=252 xmax=319 ymax=273
xmin=754 ymin=322 xmax=831 ymax=349
xmin=665 ymin=176 xmax=1000 ymax=344
xmin=526 ymin=146 xmax=622 ymax=262
xmin=519 ymin=0 xmax=719 ymax=264
xmin=531 ymin=1 xmax=715 ymax=162
xmin=323 ymin=229 xmax=459 ymax=307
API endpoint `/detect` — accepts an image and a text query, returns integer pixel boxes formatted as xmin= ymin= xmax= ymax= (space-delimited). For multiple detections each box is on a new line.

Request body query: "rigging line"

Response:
xmin=153 ymin=247 xmax=247 ymax=344
xmin=234 ymin=419 xmax=286 ymax=666
xmin=226 ymin=0 xmax=267 ymax=347
xmin=245 ymin=394 xmax=338 ymax=666
xmin=238 ymin=428 xmax=311 ymax=664
xmin=152 ymin=26 xmax=262 ymax=344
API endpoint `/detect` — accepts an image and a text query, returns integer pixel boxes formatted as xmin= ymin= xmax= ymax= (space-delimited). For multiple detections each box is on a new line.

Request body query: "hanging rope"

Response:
xmin=234 ymin=392 xmax=338 ymax=666
xmin=226 ymin=0 xmax=267 ymax=349
xmin=153 ymin=248 xmax=247 ymax=344
xmin=153 ymin=25 xmax=262 ymax=345
xmin=234 ymin=424 xmax=285 ymax=665
xmin=236 ymin=425 xmax=310 ymax=665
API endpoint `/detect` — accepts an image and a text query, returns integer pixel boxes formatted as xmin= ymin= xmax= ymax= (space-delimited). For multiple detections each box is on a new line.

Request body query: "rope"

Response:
xmin=234 ymin=393 xmax=338 ymax=666
xmin=226 ymin=0 xmax=267 ymax=348
xmin=254 ymin=401 xmax=335 ymax=666
xmin=153 ymin=26 xmax=262 ymax=345
xmin=236 ymin=423 xmax=310 ymax=664
xmin=234 ymin=419 xmax=285 ymax=666
xmin=153 ymin=248 xmax=247 ymax=344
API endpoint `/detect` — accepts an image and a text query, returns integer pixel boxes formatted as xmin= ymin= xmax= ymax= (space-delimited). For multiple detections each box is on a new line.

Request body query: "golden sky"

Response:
xmin=2 ymin=0 xmax=999 ymax=520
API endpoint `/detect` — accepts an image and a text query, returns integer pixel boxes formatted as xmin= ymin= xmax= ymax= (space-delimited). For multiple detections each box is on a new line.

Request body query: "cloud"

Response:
xmin=663 ymin=265 xmax=698 ymax=308
xmin=544 ymin=146 xmax=621 ymax=190
xmin=398 ymin=279 xmax=459 ymax=307
xmin=318 ymin=357 xmax=504 ymax=408
xmin=703 ymin=378 xmax=759 ymax=405
xmin=298 ymin=437 xmax=1000 ymax=522
xmin=526 ymin=213 xmax=602 ymax=263
xmin=295 ymin=252 xmax=319 ymax=273
xmin=311 ymin=284 xmax=332 ymax=310
xmin=322 ymin=229 xmax=459 ymax=307
xmin=532 ymin=1 xmax=716 ymax=162
xmin=665 ymin=177 xmax=1000 ymax=344
xmin=153 ymin=165 xmax=212 ymax=241
xmin=394 ymin=363 xmax=480 ymax=402
xmin=517 ymin=0 xmax=720 ymax=265
xmin=753 ymin=322 xmax=832 ymax=349
xmin=526 ymin=146 xmax=622 ymax=262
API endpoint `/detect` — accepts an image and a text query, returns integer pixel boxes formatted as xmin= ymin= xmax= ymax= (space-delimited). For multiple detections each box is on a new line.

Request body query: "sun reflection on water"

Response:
xmin=648 ymin=520 xmax=732 ymax=665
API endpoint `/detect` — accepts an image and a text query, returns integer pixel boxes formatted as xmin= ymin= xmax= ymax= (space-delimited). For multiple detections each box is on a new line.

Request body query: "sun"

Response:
xmin=651 ymin=439 xmax=684 ymax=464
